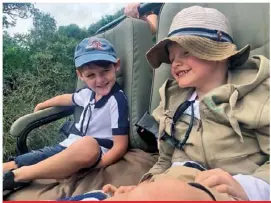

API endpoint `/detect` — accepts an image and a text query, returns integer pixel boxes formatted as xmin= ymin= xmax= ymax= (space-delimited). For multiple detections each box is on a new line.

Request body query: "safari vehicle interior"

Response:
xmin=5 ymin=2 xmax=269 ymax=200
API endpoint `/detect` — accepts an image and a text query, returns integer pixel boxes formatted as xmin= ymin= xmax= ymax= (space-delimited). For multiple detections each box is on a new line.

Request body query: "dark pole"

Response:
xmin=95 ymin=3 xmax=163 ymax=35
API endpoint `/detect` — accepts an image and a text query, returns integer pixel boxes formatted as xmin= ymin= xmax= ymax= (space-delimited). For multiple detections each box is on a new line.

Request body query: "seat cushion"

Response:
xmin=6 ymin=149 xmax=158 ymax=200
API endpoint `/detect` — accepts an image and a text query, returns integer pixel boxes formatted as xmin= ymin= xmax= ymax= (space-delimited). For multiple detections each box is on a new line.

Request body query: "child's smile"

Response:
xmin=96 ymin=82 xmax=109 ymax=89
xmin=77 ymin=60 xmax=120 ymax=98
xmin=175 ymin=69 xmax=191 ymax=77
xmin=167 ymin=42 xmax=226 ymax=92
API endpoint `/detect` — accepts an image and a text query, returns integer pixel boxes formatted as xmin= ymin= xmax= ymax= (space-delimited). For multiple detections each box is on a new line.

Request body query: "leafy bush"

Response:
xmin=3 ymin=9 xmax=76 ymax=161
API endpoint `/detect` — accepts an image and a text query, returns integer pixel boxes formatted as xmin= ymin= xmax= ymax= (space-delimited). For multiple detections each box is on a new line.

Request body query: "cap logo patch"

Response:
xmin=86 ymin=39 xmax=103 ymax=50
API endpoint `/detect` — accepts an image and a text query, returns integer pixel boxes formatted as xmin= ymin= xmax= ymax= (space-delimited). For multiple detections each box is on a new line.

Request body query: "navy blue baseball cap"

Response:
xmin=74 ymin=37 xmax=117 ymax=68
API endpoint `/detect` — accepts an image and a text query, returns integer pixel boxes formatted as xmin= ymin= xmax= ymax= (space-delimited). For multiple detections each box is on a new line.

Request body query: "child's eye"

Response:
xmin=183 ymin=51 xmax=189 ymax=55
xmin=87 ymin=74 xmax=95 ymax=78
xmin=101 ymin=69 xmax=110 ymax=75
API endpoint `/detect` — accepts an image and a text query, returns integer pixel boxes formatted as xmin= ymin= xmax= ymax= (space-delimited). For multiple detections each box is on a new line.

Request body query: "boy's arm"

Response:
xmin=139 ymin=101 xmax=174 ymax=182
xmin=97 ymin=91 xmax=129 ymax=168
xmin=140 ymin=100 xmax=191 ymax=182
xmin=140 ymin=14 xmax=158 ymax=34
xmin=252 ymin=97 xmax=269 ymax=183
xmin=139 ymin=139 xmax=175 ymax=182
xmin=34 ymin=94 xmax=73 ymax=112
xmin=98 ymin=135 xmax=128 ymax=168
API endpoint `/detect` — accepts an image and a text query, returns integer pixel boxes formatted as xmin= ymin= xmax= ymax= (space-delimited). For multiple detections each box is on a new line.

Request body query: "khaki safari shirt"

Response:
xmin=141 ymin=55 xmax=270 ymax=185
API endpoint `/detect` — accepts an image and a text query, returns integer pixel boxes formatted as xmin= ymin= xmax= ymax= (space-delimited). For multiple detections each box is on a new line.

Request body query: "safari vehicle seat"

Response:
xmin=150 ymin=3 xmax=269 ymax=112
xmin=6 ymin=17 xmax=158 ymax=200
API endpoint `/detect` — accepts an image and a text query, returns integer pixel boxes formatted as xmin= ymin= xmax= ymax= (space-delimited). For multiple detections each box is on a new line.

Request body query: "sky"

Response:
xmin=7 ymin=3 xmax=128 ymax=35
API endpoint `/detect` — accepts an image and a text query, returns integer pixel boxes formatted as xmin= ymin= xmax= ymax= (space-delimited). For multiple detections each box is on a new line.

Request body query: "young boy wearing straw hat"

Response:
xmin=100 ymin=5 xmax=269 ymax=201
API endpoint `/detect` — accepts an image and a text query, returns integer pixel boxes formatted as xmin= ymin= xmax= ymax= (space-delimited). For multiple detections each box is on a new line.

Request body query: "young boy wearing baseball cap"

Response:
xmin=102 ymin=5 xmax=269 ymax=201
xmin=3 ymin=37 xmax=129 ymax=193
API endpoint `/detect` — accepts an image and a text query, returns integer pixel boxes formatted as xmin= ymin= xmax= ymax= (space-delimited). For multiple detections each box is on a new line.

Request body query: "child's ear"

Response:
xmin=76 ymin=69 xmax=83 ymax=80
xmin=114 ymin=58 xmax=121 ymax=72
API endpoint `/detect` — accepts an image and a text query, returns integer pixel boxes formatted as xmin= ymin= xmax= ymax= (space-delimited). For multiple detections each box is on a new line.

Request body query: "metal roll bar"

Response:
xmin=95 ymin=3 xmax=163 ymax=34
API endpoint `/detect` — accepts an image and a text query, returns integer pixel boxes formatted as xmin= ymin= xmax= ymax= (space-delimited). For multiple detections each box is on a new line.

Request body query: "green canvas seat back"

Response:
xmin=73 ymin=18 xmax=154 ymax=151
xmin=150 ymin=3 xmax=270 ymax=113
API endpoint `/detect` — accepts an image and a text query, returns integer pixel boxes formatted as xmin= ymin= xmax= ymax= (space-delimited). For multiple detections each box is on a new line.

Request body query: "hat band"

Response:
xmin=168 ymin=27 xmax=234 ymax=43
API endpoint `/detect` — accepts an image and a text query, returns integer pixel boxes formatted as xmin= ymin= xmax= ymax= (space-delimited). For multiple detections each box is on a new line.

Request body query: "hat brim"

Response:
xmin=75 ymin=53 xmax=117 ymax=68
xmin=146 ymin=36 xmax=251 ymax=69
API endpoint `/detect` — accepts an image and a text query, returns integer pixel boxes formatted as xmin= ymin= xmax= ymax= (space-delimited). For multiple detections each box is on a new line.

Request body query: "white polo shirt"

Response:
xmin=59 ymin=83 xmax=129 ymax=149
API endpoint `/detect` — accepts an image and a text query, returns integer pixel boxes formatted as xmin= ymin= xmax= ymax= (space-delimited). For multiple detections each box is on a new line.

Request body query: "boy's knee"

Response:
xmin=73 ymin=137 xmax=100 ymax=166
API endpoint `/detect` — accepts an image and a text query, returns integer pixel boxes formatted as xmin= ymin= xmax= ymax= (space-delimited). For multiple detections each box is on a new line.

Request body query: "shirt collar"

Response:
xmin=90 ymin=83 xmax=121 ymax=108
xmin=188 ymin=91 xmax=198 ymax=101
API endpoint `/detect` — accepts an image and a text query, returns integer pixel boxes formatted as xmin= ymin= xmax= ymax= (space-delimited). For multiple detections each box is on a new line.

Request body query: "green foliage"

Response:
xmin=58 ymin=24 xmax=88 ymax=40
xmin=3 ymin=3 xmax=34 ymax=28
xmin=87 ymin=8 xmax=123 ymax=35
xmin=3 ymin=6 xmax=77 ymax=160
xmin=3 ymin=3 xmax=125 ymax=161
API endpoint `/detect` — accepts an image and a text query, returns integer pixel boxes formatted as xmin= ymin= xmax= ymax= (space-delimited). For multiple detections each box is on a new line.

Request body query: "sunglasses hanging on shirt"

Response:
xmin=79 ymin=92 xmax=95 ymax=136
xmin=161 ymin=100 xmax=195 ymax=149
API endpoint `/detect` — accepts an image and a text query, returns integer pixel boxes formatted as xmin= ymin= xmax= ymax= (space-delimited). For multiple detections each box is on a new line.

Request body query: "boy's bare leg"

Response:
xmin=3 ymin=161 xmax=18 ymax=173
xmin=105 ymin=179 xmax=213 ymax=201
xmin=11 ymin=136 xmax=100 ymax=182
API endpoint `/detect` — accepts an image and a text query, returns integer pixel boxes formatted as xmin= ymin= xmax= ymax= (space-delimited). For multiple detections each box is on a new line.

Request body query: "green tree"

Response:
xmin=27 ymin=8 xmax=57 ymax=53
xmin=3 ymin=3 xmax=34 ymax=28
xmin=87 ymin=8 xmax=123 ymax=35
xmin=58 ymin=24 xmax=88 ymax=40
xmin=3 ymin=7 xmax=76 ymax=160
xmin=3 ymin=31 xmax=31 ymax=96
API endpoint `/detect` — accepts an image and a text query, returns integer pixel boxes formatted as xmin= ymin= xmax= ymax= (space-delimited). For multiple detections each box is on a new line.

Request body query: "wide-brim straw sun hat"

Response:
xmin=146 ymin=5 xmax=251 ymax=69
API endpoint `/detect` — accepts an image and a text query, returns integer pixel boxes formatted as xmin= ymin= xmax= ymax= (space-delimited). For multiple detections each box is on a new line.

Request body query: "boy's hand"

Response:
xmin=124 ymin=3 xmax=140 ymax=18
xmin=103 ymin=184 xmax=137 ymax=196
xmin=34 ymin=103 xmax=44 ymax=113
xmin=195 ymin=168 xmax=248 ymax=200
xmin=103 ymin=184 xmax=117 ymax=195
